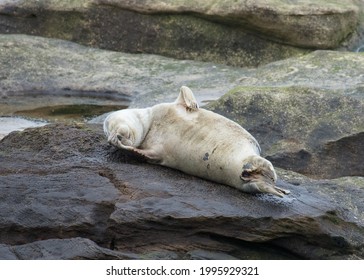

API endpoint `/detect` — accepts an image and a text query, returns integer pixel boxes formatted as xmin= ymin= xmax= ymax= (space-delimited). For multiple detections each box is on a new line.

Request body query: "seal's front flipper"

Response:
xmin=176 ymin=86 xmax=199 ymax=111
xmin=130 ymin=147 xmax=162 ymax=163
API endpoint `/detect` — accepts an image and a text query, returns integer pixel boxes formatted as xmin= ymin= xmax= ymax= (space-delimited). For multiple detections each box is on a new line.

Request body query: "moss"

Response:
xmin=324 ymin=216 xmax=342 ymax=226
xmin=213 ymin=86 xmax=363 ymax=132
xmin=331 ymin=177 xmax=364 ymax=188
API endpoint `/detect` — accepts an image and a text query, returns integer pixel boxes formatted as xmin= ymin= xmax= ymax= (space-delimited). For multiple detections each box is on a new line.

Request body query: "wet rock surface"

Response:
xmin=207 ymin=51 xmax=364 ymax=179
xmin=0 ymin=34 xmax=248 ymax=117
xmin=0 ymin=123 xmax=363 ymax=259
xmin=0 ymin=117 xmax=46 ymax=140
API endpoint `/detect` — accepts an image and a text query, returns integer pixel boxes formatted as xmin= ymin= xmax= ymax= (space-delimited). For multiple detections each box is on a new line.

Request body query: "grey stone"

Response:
xmin=0 ymin=0 xmax=337 ymax=66
xmin=0 ymin=34 xmax=249 ymax=119
xmin=0 ymin=244 xmax=17 ymax=260
xmin=104 ymin=0 xmax=359 ymax=49
xmin=207 ymin=51 xmax=364 ymax=179
xmin=1 ymin=238 xmax=138 ymax=260
xmin=0 ymin=123 xmax=363 ymax=259
xmin=0 ymin=0 xmax=359 ymax=50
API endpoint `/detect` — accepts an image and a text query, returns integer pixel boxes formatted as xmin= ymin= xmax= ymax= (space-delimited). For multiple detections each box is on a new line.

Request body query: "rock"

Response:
xmin=0 ymin=244 xmax=17 ymax=260
xmin=1 ymin=238 xmax=138 ymax=260
xmin=0 ymin=117 xmax=46 ymax=140
xmin=186 ymin=250 xmax=238 ymax=260
xmin=1 ymin=0 xmax=360 ymax=49
xmin=0 ymin=0 xmax=325 ymax=67
xmin=2 ymin=0 xmax=364 ymax=65
xmin=0 ymin=123 xmax=363 ymax=259
xmin=0 ymin=0 xmax=361 ymax=58
xmin=342 ymin=1 xmax=364 ymax=52
xmin=207 ymin=50 xmax=364 ymax=179
xmin=0 ymin=34 xmax=249 ymax=119
xmin=106 ymin=0 xmax=359 ymax=49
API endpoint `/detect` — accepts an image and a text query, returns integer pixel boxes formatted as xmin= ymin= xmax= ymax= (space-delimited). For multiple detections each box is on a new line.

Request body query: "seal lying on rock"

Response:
xmin=104 ymin=86 xmax=290 ymax=197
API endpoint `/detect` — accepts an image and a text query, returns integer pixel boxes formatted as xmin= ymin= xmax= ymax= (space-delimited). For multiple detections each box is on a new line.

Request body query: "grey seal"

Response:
xmin=104 ymin=86 xmax=290 ymax=197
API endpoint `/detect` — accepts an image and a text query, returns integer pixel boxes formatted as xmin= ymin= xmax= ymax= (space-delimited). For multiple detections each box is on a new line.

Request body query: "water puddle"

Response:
xmin=1 ymin=89 xmax=130 ymax=139
xmin=0 ymin=117 xmax=47 ymax=140
xmin=15 ymin=104 xmax=127 ymax=122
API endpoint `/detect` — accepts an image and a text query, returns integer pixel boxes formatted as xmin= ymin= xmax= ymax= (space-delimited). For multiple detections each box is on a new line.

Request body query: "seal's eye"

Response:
xmin=117 ymin=135 xmax=122 ymax=141
xmin=241 ymin=171 xmax=250 ymax=178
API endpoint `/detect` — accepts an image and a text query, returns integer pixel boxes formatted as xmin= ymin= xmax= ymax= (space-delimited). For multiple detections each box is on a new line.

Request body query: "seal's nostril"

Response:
xmin=117 ymin=135 xmax=122 ymax=141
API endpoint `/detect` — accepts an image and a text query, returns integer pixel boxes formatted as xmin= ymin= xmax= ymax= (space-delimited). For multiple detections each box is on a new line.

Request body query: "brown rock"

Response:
xmin=0 ymin=123 xmax=363 ymax=259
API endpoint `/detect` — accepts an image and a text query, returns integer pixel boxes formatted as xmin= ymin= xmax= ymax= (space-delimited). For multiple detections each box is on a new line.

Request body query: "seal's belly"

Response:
xmin=162 ymin=130 xmax=255 ymax=185
xmin=143 ymin=107 xmax=258 ymax=185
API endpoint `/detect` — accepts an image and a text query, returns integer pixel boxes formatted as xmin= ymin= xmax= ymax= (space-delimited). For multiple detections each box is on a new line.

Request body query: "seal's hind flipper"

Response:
xmin=275 ymin=186 xmax=290 ymax=195
xmin=176 ymin=86 xmax=199 ymax=111
xmin=266 ymin=186 xmax=290 ymax=198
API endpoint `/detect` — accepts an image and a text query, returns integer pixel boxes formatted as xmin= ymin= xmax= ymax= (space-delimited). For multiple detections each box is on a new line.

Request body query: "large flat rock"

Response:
xmin=108 ymin=0 xmax=360 ymax=48
xmin=0 ymin=34 xmax=247 ymax=117
xmin=0 ymin=0 xmax=329 ymax=66
xmin=0 ymin=0 xmax=359 ymax=49
xmin=207 ymin=51 xmax=364 ymax=179
xmin=0 ymin=123 xmax=363 ymax=259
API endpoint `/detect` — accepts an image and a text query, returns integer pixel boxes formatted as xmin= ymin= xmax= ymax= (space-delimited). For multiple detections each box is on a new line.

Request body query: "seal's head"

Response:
xmin=239 ymin=155 xmax=286 ymax=197
xmin=107 ymin=124 xmax=134 ymax=149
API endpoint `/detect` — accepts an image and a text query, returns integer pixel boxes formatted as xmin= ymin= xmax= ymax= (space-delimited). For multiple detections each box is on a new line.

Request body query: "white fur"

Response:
xmin=103 ymin=86 xmax=289 ymax=197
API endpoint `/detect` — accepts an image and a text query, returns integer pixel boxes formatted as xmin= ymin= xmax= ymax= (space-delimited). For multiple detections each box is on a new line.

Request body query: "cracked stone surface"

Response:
xmin=0 ymin=123 xmax=363 ymax=259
